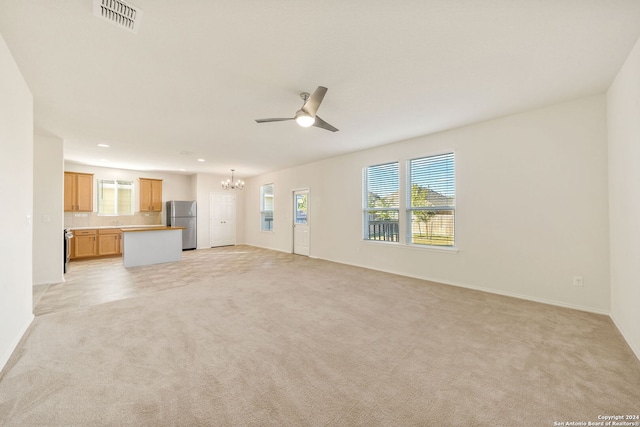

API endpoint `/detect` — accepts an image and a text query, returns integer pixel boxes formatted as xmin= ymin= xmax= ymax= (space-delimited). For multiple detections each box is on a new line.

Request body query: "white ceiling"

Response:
xmin=1 ymin=1 xmax=640 ymax=179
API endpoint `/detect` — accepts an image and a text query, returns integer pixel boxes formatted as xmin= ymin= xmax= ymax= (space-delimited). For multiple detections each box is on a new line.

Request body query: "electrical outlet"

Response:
xmin=573 ymin=276 xmax=583 ymax=287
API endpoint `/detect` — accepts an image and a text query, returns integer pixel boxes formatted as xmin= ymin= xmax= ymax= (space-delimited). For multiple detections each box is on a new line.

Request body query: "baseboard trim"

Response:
xmin=425 ymin=275 xmax=609 ymax=316
xmin=244 ymin=243 xmax=292 ymax=255
xmin=610 ymin=313 xmax=640 ymax=362
xmin=0 ymin=314 xmax=34 ymax=375
xmin=246 ymin=246 xmax=634 ymax=359
xmin=321 ymin=256 xmax=610 ymax=316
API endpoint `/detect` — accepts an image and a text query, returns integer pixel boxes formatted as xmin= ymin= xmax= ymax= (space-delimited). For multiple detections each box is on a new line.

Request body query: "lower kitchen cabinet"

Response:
xmin=97 ymin=229 xmax=122 ymax=256
xmin=70 ymin=228 xmax=123 ymax=260
xmin=73 ymin=229 xmax=97 ymax=258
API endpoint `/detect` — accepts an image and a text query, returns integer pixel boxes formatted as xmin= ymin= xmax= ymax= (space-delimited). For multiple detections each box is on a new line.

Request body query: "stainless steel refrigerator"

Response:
xmin=166 ymin=200 xmax=197 ymax=250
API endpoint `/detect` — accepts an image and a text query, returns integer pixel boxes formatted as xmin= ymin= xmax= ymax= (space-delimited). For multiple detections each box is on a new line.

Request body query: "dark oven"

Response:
xmin=64 ymin=229 xmax=73 ymax=273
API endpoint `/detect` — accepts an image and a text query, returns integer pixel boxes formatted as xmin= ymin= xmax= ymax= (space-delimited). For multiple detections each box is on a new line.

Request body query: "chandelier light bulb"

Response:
xmin=221 ymin=170 xmax=244 ymax=190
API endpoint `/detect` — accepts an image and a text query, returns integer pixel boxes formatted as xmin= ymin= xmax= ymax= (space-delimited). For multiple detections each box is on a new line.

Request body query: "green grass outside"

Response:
xmin=412 ymin=234 xmax=454 ymax=246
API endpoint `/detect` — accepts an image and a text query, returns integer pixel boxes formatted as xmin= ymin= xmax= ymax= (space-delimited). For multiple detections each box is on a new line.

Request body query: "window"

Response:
xmin=295 ymin=192 xmax=307 ymax=225
xmin=260 ymin=184 xmax=274 ymax=231
xmin=407 ymin=153 xmax=455 ymax=246
xmin=363 ymin=162 xmax=399 ymax=242
xmin=97 ymin=179 xmax=134 ymax=215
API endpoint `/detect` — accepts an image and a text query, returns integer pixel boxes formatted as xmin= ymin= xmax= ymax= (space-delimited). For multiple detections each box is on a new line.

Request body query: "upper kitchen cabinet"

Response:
xmin=64 ymin=172 xmax=94 ymax=212
xmin=139 ymin=178 xmax=163 ymax=212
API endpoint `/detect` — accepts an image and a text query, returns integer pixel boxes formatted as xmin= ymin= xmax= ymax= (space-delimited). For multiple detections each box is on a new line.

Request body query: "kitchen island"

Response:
xmin=121 ymin=226 xmax=185 ymax=267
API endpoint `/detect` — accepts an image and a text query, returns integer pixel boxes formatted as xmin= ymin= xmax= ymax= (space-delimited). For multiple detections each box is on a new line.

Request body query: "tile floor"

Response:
xmin=33 ymin=245 xmax=306 ymax=316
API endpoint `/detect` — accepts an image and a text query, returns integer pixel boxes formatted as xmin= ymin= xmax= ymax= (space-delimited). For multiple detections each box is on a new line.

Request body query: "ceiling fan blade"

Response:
xmin=302 ymin=86 xmax=328 ymax=116
xmin=313 ymin=116 xmax=339 ymax=132
xmin=255 ymin=118 xmax=294 ymax=123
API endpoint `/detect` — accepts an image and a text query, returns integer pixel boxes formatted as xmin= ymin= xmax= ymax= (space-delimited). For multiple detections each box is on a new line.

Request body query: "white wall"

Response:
xmin=245 ymin=95 xmax=610 ymax=313
xmin=33 ymin=133 xmax=64 ymax=285
xmin=0 ymin=34 xmax=34 ymax=372
xmin=63 ymin=162 xmax=194 ymax=224
xmin=60 ymin=163 xmax=249 ymax=251
xmin=607 ymin=37 xmax=640 ymax=359
xmin=194 ymin=173 xmax=246 ymax=249
xmin=245 ymin=170 xmax=291 ymax=251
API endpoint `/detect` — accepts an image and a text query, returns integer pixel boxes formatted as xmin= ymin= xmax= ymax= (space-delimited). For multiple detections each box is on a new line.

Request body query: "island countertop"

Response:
xmin=121 ymin=226 xmax=186 ymax=233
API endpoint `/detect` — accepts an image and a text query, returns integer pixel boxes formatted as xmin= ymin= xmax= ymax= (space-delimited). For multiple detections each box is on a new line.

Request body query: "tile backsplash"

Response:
xmin=64 ymin=212 xmax=162 ymax=228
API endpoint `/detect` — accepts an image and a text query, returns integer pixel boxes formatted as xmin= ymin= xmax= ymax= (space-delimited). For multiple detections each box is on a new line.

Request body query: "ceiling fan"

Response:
xmin=255 ymin=86 xmax=339 ymax=132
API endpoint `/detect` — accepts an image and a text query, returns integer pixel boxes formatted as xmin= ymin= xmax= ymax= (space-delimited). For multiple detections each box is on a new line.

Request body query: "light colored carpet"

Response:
xmin=1 ymin=246 xmax=638 ymax=426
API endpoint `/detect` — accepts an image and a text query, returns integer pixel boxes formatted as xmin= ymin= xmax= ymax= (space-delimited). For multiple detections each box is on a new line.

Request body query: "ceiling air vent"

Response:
xmin=93 ymin=0 xmax=143 ymax=33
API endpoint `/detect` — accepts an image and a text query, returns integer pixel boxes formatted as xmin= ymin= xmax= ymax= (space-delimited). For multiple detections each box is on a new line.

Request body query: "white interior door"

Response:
xmin=210 ymin=192 xmax=236 ymax=247
xmin=293 ymin=190 xmax=309 ymax=256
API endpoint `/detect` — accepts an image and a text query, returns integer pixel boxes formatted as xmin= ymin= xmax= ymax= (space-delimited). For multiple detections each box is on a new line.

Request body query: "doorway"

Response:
xmin=293 ymin=189 xmax=309 ymax=256
xmin=210 ymin=192 xmax=236 ymax=247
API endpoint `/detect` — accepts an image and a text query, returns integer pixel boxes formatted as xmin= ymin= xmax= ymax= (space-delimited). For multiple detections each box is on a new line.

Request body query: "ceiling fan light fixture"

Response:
xmin=256 ymin=86 xmax=338 ymax=132
xmin=295 ymin=111 xmax=315 ymax=128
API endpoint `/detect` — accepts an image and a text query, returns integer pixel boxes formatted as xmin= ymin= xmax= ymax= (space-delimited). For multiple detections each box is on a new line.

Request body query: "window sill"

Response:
xmin=362 ymin=239 xmax=459 ymax=254
xmin=406 ymin=243 xmax=459 ymax=254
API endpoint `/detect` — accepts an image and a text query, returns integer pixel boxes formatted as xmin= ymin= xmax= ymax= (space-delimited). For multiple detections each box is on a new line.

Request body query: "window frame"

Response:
xmin=260 ymin=183 xmax=274 ymax=231
xmin=97 ymin=179 xmax=135 ymax=216
xmin=362 ymin=152 xmax=457 ymax=251
xmin=406 ymin=152 xmax=456 ymax=248
xmin=362 ymin=161 xmax=400 ymax=243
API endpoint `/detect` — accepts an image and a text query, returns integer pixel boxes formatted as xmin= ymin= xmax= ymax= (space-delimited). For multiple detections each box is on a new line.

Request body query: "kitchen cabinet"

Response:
xmin=64 ymin=172 xmax=94 ymax=212
xmin=70 ymin=228 xmax=124 ymax=259
xmin=139 ymin=178 xmax=163 ymax=212
xmin=98 ymin=228 xmax=122 ymax=256
xmin=73 ymin=229 xmax=97 ymax=258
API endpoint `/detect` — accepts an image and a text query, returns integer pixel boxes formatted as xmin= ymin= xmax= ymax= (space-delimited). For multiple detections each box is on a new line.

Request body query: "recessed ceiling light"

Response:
xmin=197 ymin=159 xmax=205 ymax=162
xmin=97 ymin=144 xmax=110 ymax=148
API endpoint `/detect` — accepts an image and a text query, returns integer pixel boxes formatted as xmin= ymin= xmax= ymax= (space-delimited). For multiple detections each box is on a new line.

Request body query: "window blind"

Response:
xmin=260 ymin=184 xmax=274 ymax=231
xmin=363 ymin=162 xmax=399 ymax=242
xmin=408 ymin=153 xmax=455 ymax=246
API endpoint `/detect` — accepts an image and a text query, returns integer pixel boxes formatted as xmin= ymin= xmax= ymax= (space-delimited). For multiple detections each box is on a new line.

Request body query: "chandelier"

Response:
xmin=221 ymin=169 xmax=244 ymax=190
